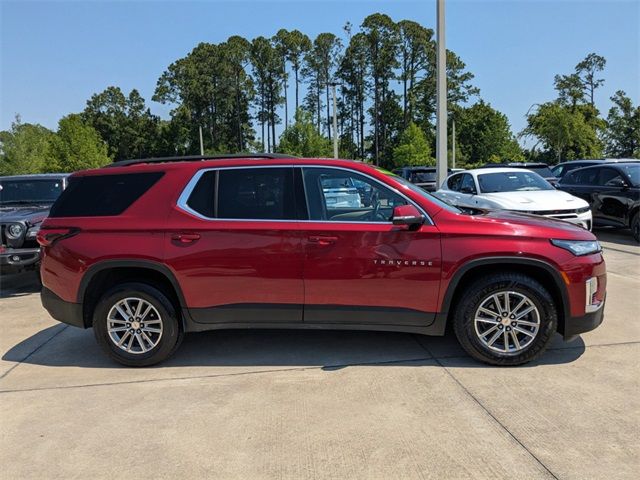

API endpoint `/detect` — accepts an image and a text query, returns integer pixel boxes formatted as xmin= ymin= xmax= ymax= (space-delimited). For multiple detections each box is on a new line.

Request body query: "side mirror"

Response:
xmin=392 ymin=205 xmax=424 ymax=229
xmin=460 ymin=186 xmax=475 ymax=194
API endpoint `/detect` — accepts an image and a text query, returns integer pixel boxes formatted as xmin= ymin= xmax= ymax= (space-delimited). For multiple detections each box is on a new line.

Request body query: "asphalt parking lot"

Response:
xmin=0 ymin=230 xmax=638 ymax=479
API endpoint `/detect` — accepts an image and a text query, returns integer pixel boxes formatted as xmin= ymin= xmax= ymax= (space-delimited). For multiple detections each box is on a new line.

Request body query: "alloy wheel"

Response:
xmin=473 ymin=291 xmax=540 ymax=354
xmin=106 ymin=297 xmax=163 ymax=354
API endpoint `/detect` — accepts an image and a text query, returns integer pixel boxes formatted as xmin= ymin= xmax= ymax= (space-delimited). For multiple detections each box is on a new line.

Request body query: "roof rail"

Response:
xmin=107 ymin=153 xmax=297 ymax=168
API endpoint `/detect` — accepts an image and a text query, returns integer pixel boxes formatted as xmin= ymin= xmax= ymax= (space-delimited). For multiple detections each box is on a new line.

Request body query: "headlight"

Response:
xmin=550 ymin=239 xmax=601 ymax=256
xmin=6 ymin=223 xmax=24 ymax=238
xmin=576 ymin=206 xmax=591 ymax=214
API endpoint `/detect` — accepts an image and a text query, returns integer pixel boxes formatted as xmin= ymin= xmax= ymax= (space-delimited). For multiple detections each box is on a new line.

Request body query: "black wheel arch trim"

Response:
xmin=440 ymin=256 xmax=570 ymax=332
xmin=77 ymin=259 xmax=191 ymax=326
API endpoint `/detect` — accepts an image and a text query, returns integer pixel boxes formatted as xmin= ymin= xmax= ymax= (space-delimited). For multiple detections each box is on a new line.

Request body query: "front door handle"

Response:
xmin=308 ymin=235 xmax=338 ymax=246
xmin=171 ymin=233 xmax=201 ymax=244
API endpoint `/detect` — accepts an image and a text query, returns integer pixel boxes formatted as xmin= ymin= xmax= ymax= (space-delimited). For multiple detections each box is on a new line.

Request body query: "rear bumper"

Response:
xmin=563 ymin=296 xmax=605 ymax=340
xmin=0 ymin=247 xmax=40 ymax=274
xmin=41 ymin=287 xmax=85 ymax=328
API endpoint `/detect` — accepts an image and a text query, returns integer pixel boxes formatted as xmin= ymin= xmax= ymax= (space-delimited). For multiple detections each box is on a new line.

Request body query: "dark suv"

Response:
xmin=557 ymin=162 xmax=639 ymax=242
xmin=39 ymin=155 xmax=606 ymax=367
xmin=1 ymin=174 xmax=68 ymax=275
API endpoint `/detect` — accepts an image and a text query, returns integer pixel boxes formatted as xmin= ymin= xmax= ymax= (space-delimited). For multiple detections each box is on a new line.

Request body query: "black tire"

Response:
xmin=631 ymin=213 xmax=639 ymax=243
xmin=452 ymin=273 xmax=557 ymax=366
xmin=93 ymin=282 xmax=183 ymax=367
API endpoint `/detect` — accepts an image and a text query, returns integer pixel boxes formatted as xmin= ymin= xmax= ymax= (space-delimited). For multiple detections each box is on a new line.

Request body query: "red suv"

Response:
xmin=38 ymin=155 xmax=606 ymax=367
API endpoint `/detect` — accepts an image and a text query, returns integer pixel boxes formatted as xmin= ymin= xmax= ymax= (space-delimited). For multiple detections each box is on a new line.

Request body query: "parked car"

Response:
xmin=39 ymin=154 xmax=605 ymax=367
xmin=557 ymin=162 xmax=639 ymax=242
xmin=435 ymin=168 xmax=592 ymax=229
xmin=477 ymin=162 xmax=559 ymax=185
xmin=393 ymin=166 xmax=453 ymax=192
xmin=552 ymin=159 xmax=640 ymax=180
xmin=321 ymin=176 xmax=363 ymax=209
xmin=1 ymin=174 xmax=68 ymax=275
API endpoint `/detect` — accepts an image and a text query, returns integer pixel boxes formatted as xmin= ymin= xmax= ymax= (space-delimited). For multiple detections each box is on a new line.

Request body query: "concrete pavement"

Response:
xmin=1 ymin=229 xmax=638 ymax=479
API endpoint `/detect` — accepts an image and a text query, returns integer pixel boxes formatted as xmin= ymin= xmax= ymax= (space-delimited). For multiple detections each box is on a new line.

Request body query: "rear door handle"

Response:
xmin=308 ymin=235 xmax=338 ymax=246
xmin=171 ymin=233 xmax=201 ymax=244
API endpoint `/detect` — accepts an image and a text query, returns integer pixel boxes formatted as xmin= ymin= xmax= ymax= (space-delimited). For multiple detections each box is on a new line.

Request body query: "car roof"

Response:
xmin=479 ymin=162 xmax=549 ymax=168
xmin=561 ymin=162 xmax=639 ymax=175
xmin=463 ymin=167 xmax=544 ymax=176
xmin=0 ymin=173 xmax=69 ymax=181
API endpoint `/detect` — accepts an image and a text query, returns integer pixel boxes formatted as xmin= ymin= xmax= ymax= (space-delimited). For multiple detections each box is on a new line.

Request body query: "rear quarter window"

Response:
xmin=49 ymin=172 xmax=164 ymax=217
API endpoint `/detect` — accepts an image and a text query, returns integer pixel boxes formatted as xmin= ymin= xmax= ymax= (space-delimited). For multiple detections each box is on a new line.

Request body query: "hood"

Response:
xmin=480 ymin=189 xmax=588 ymax=211
xmin=464 ymin=209 xmax=596 ymax=241
xmin=0 ymin=204 xmax=51 ymax=224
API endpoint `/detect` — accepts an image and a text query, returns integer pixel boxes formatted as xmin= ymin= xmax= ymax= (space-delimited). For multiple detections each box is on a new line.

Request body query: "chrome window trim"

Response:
xmin=176 ymin=164 xmax=433 ymax=225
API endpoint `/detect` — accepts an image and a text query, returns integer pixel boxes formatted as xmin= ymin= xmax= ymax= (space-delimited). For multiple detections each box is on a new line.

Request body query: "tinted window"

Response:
xmin=186 ymin=171 xmax=216 ymax=218
xmin=447 ymin=174 xmax=463 ymax=191
xmin=460 ymin=174 xmax=477 ymax=193
xmin=49 ymin=172 xmax=163 ymax=217
xmin=303 ymin=168 xmax=407 ymax=222
xmin=217 ymin=168 xmax=295 ymax=220
xmin=568 ymin=168 xmax=600 ymax=186
xmin=409 ymin=170 xmax=436 ymax=183
xmin=0 ymin=179 xmax=64 ymax=204
xmin=598 ymin=168 xmax=623 ymax=186
xmin=619 ymin=164 xmax=640 ymax=186
xmin=477 ymin=171 xmax=552 ymax=193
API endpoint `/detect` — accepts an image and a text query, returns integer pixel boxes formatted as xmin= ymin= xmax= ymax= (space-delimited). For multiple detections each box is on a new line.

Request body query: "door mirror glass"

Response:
xmin=392 ymin=205 xmax=424 ymax=228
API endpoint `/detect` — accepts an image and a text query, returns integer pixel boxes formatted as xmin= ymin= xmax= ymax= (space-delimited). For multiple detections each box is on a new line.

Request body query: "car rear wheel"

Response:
xmin=93 ymin=283 xmax=183 ymax=367
xmin=453 ymin=273 xmax=556 ymax=366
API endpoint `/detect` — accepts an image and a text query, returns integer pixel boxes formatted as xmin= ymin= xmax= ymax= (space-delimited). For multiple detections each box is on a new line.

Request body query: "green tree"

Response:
xmin=392 ymin=122 xmax=433 ymax=167
xmin=361 ymin=13 xmax=401 ymax=164
xmin=524 ymin=102 xmax=602 ymax=162
xmin=454 ymin=101 xmax=523 ymax=164
xmin=84 ymin=86 xmax=160 ymax=160
xmin=0 ymin=116 xmax=56 ymax=175
xmin=50 ymin=114 xmax=111 ymax=172
xmin=576 ymin=53 xmax=606 ymax=106
xmin=277 ymin=109 xmax=332 ymax=157
xmin=605 ymin=90 xmax=640 ymax=158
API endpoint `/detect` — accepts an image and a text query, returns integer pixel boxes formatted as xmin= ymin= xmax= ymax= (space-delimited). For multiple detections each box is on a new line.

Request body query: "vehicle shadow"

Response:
xmin=594 ymin=227 xmax=638 ymax=247
xmin=2 ymin=323 xmax=586 ymax=371
xmin=0 ymin=272 xmax=41 ymax=299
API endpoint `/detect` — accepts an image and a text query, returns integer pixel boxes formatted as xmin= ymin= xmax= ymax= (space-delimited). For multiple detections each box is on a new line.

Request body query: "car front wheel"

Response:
xmin=453 ymin=273 xmax=557 ymax=366
xmin=93 ymin=283 xmax=183 ymax=367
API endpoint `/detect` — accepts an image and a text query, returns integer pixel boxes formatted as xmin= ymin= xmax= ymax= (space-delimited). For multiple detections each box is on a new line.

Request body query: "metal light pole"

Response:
xmin=452 ymin=118 xmax=456 ymax=169
xmin=199 ymin=126 xmax=204 ymax=155
xmin=331 ymin=83 xmax=339 ymax=159
xmin=436 ymin=0 xmax=448 ymax=187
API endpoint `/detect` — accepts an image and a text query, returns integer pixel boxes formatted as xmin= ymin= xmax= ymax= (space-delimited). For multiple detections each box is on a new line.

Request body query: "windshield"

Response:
xmin=477 ymin=171 xmax=554 ymax=193
xmin=620 ymin=164 xmax=640 ymax=186
xmin=526 ymin=165 xmax=555 ymax=178
xmin=409 ymin=171 xmax=436 ymax=183
xmin=0 ymin=179 xmax=64 ymax=204
xmin=376 ymin=168 xmax=461 ymax=213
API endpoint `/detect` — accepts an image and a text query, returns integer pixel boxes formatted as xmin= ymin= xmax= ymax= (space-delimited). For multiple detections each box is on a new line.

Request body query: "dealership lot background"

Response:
xmin=0 ymin=229 xmax=637 ymax=479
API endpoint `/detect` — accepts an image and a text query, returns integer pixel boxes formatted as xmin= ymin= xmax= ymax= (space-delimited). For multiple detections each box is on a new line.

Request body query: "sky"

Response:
xmin=1 ymin=0 xmax=638 ymax=145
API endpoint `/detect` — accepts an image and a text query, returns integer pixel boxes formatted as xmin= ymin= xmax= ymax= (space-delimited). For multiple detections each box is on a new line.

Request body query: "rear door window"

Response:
xmin=183 ymin=167 xmax=298 ymax=220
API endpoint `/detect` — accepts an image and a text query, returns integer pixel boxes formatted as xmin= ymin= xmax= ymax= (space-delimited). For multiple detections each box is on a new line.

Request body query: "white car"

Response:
xmin=435 ymin=167 xmax=592 ymax=229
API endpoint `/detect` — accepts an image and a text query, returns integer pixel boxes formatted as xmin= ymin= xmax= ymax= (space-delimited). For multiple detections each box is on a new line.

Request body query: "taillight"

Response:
xmin=36 ymin=227 xmax=79 ymax=247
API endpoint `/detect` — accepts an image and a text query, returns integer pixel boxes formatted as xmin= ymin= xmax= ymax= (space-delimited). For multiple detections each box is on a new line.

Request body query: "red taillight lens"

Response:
xmin=36 ymin=227 xmax=78 ymax=247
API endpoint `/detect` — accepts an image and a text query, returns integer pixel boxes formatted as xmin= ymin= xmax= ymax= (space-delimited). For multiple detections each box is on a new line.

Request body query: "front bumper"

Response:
xmin=544 ymin=210 xmax=592 ymax=231
xmin=562 ymin=295 xmax=605 ymax=340
xmin=41 ymin=287 xmax=85 ymax=328
xmin=0 ymin=247 xmax=40 ymax=274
